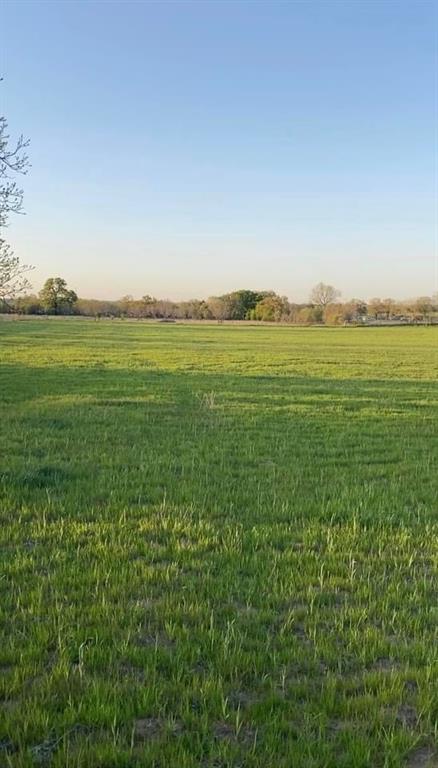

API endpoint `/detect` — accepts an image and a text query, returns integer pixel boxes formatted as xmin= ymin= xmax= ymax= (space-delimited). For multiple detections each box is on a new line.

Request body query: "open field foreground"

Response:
xmin=0 ymin=320 xmax=437 ymax=768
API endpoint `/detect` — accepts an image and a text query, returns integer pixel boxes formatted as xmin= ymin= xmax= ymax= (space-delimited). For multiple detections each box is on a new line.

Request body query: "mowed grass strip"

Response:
xmin=0 ymin=320 xmax=437 ymax=767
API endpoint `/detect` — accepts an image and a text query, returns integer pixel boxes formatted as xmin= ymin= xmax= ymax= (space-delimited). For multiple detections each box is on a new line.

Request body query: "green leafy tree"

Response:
xmin=228 ymin=290 xmax=267 ymax=319
xmin=296 ymin=306 xmax=324 ymax=324
xmin=252 ymin=294 xmax=289 ymax=322
xmin=207 ymin=290 xmax=268 ymax=320
xmin=39 ymin=277 xmax=77 ymax=315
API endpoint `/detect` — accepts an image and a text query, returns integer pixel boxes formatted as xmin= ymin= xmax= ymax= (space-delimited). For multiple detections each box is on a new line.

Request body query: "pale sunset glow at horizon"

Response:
xmin=2 ymin=0 xmax=437 ymax=302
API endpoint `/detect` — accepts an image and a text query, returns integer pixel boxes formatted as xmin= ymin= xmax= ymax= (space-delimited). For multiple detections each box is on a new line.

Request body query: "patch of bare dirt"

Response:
xmin=64 ymin=724 xmax=96 ymax=749
xmin=191 ymin=658 xmax=209 ymax=675
xmin=405 ymin=746 xmax=438 ymax=768
xmin=212 ymin=720 xmax=256 ymax=745
xmin=0 ymin=739 xmax=18 ymax=756
xmin=396 ymin=705 xmax=418 ymax=729
xmin=327 ymin=719 xmax=351 ymax=735
xmin=118 ymin=662 xmax=146 ymax=681
xmin=369 ymin=657 xmax=400 ymax=672
xmin=212 ymin=720 xmax=237 ymax=741
xmin=28 ymin=725 xmax=94 ymax=764
xmin=228 ymin=690 xmax=260 ymax=710
xmin=291 ymin=622 xmax=312 ymax=647
xmin=1 ymin=697 xmax=20 ymax=713
xmin=404 ymin=679 xmax=419 ymax=695
xmin=135 ymin=632 xmax=175 ymax=649
xmin=29 ymin=733 xmax=59 ymax=765
xmin=133 ymin=717 xmax=163 ymax=742
xmin=231 ymin=601 xmax=258 ymax=618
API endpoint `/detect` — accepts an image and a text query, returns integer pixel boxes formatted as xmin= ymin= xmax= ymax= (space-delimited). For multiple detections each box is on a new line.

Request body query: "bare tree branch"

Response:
xmin=0 ymin=239 xmax=33 ymax=302
xmin=0 ymin=79 xmax=32 ymax=301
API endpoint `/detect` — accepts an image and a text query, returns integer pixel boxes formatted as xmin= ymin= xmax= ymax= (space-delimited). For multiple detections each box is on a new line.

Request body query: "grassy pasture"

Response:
xmin=0 ymin=319 xmax=437 ymax=767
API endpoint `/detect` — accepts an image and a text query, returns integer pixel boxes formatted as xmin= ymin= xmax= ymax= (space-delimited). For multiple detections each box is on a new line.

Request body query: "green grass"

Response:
xmin=0 ymin=319 xmax=437 ymax=768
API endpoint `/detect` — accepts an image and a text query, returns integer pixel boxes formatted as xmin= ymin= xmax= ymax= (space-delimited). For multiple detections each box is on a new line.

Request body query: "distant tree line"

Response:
xmin=2 ymin=279 xmax=437 ymax=325
xmin=0 ymin=89 xmax=436 ymax=328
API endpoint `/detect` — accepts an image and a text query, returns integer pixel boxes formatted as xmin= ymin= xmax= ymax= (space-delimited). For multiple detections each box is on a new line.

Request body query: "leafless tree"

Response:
xmin=0 ymin=239 xmax=32 ymax=303
xmin=0 ymin=79 xmax=32 ymax=303
xmin=309 ymin=282 xmax=341 ymax=307
xmin=0 ymin=109 xmax=30 ymax=226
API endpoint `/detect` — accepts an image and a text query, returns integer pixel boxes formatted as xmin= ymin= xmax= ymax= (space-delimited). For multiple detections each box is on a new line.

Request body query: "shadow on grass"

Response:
xmin=1 ymin=361 xmax=437 ymax=403
xmin=0 ymin=363 xmax=437 ymax=525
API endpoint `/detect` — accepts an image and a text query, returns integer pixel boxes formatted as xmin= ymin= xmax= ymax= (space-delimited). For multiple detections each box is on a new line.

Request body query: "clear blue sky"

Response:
xmin=2 ymin=0 xmax=437 ymax=301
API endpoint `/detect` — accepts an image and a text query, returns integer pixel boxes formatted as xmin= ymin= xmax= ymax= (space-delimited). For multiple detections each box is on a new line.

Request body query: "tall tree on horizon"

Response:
xmin=39 ymin=277 xmax=78 ymax=315
xmin=309 ymin=282 xmax=341 ymax=308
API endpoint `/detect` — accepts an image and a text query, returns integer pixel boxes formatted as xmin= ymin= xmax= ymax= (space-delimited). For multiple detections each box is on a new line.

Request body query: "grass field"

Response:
xmin=0 ymin=319 xmax=437 ymax=768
